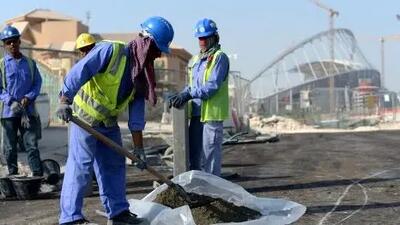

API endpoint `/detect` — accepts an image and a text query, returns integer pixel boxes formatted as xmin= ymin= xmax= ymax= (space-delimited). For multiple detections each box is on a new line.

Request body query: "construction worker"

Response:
xmin=169 ymin=18 xmax=230 ymax=176
xmin=0 ymin=25 xmax=43 ymax=177
xmin=56 ymin=16 xmax=174 ymax=225
xmin=75 ymin=33 xmax=96 ymax=57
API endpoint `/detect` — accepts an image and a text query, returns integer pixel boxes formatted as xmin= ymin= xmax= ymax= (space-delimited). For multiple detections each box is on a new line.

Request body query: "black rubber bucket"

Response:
xmin=42 ymin=159 xmax=60 ymax=185
xmin=10 ymin=176 xmax=42 ymax=200
xmin=0 ymin=176 xmax=16 ymax=198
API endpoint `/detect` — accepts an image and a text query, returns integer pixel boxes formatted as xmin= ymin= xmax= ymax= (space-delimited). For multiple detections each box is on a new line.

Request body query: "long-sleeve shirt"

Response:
xmin=61 ymin=42 xmax=145 ymax=131
xmin=186 ymin=52 xmax=230 ymax=117
xmin=0 ymin=54 xmax=42 ymax=118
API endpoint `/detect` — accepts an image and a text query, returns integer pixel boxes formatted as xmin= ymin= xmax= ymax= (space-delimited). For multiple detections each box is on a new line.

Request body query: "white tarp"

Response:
xmin=129 ymin=170 xmax=306 ymax=225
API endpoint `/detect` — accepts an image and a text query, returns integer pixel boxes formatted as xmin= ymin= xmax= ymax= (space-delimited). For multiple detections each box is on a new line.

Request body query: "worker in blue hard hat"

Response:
xmin=169 ymin=18 xmax=230 ymax=176
xmin=0 ymin=25 xmax=43 ymax=177
xmin=56 ymin=16 xmax=174 ymax=225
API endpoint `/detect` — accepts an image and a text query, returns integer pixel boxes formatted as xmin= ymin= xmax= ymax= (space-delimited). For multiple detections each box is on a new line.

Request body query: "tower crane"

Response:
xmin=310 ymin=0 xmax=339 ymax=113
xmin=380 ymin=34 xmax=400 ymax=88
xmin=379 ymin=14 xmax=400 ymax=88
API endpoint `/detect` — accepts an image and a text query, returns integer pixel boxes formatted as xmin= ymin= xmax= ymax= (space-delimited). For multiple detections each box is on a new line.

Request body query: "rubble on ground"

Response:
xmin=250 ymin=114 xmax=400 ymax=133
xmin=250 ymin=115 xmax=315 ymax=133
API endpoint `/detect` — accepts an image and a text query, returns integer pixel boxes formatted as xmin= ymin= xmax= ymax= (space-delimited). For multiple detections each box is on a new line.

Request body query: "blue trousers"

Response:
xmin=1 ymin=117 xmax=42 ymax=176
xmin=189 ymin=117 xmax=223 ymax=176
xmin=59 ymin=123 xmax=129 ymax=224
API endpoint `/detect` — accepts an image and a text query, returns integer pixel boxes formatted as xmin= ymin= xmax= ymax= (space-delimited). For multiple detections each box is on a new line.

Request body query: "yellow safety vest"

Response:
xmin=73 ymin=41 xmax=134 ymax=127
xmin=188 ymin=50 xmax=229 ymax=122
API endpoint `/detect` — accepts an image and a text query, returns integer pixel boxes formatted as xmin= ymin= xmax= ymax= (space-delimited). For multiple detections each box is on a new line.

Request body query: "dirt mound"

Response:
xmin=154 ymin=187 xmax=261 ymax=225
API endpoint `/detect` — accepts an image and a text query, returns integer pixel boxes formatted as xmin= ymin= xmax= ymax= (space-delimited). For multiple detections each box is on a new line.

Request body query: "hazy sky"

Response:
xmin=1 ymin=0 xmax=400 ymax=91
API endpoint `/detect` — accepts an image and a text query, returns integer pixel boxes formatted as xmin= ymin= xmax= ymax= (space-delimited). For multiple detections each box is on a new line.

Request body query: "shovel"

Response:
xmin=70 ymin=116 xmax=197 ymax=205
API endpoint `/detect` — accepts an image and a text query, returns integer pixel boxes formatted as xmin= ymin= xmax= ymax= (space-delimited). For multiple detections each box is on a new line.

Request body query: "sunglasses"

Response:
xmin=4 ymin=39 xmax=19 ymax=45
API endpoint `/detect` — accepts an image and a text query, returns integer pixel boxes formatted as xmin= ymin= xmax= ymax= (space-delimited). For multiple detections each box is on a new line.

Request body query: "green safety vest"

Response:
xmin=73 ymin=41 xmax=134 ymax=127
xmin=0 ymin=56 xmax=35 ymax=116
xmin=188 ymin=50 xmax=229 ymax=122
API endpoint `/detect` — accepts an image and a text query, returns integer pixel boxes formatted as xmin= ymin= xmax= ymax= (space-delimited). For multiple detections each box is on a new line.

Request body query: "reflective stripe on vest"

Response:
xmin=73 ymin=41 xmax=134 ymax=127
xmin=188 ymin=50 xmax=229 ymax=122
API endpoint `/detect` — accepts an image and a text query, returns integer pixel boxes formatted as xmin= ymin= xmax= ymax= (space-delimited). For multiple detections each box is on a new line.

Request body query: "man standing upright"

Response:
xmin=169 ymin=18 xmax=230 ymax=176
xmin=0 ymin=25 xmax=43 ymax=177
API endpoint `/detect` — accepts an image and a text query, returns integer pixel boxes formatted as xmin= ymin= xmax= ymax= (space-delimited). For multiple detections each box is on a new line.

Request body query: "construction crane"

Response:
xmin=380 ymin=34 xmax=400 ymax=89
xmin=86 ymin=11 xmax=91 ymax=30
xmin=309 ymin=0 xmax=339 ymax=113
xmin=379 ymin=14 xmax=400 ymax=89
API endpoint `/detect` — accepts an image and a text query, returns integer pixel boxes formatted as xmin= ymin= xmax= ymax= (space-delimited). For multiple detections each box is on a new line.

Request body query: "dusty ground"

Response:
xmin=223 ymin=131 xmax=400 ymax=225
xmin=1 ymin=124 xmax=400 ymax=224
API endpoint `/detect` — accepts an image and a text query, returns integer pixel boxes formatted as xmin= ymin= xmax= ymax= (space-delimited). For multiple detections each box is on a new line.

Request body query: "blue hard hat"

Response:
xmin=194 ymin=18 xmax=218 ymax=38
xmin=141 ymin=16 xmax=174 ymax=53
xmin=1 ymin=25 xmax=20 ymax=41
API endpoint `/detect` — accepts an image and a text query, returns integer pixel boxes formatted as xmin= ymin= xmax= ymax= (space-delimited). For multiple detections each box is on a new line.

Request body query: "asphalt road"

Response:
xmin=2 ymin=129 xmax=400 ymax=225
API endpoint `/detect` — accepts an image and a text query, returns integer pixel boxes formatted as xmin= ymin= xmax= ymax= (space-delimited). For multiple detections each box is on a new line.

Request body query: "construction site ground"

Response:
xmin=2 ymin=123 xmax=400 ymax=225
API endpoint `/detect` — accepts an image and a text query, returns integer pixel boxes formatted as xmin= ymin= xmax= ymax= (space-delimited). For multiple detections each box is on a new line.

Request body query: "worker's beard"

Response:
xmin=198 ymin=35 xmax=220 ymax=59
xmin=199 ymin=35 xmax=218 ymax=53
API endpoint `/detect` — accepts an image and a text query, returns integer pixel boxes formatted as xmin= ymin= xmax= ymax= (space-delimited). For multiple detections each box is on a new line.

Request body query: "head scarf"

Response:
xmin=127 ymin=36 xmax=160 ymax=106
xmin=198 ymin=34 xmax=220 ymax=60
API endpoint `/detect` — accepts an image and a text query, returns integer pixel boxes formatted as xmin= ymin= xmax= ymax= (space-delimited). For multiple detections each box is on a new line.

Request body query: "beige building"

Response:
xmin=2 ymin=9 xmax=86 ymax=75
xmin=2 ymin=9 xmax=193 ymax=122
xmin=5 ymin=9 xmax=88 ymax=47
xmin=2 ymin=9 xmax=192 ymax=91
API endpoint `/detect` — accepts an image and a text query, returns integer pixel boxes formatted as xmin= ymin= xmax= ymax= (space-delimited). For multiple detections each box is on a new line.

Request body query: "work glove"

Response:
xmin=132 ymin=147 xmax=147 ymax=170
xmin=10 ymin=101 xmax=23 ymax=114
xmin=168 ymin=93 xmax=179 ymax=109
xmin=56 ymin=103 xmax=73 ymax=122
xmin=171 ymin=91 xmax=192 ymax=109
xmin=20 ymin=97 xmax=30 ymax=108
xmin=21 ymin=110 xmax=31 ymax=129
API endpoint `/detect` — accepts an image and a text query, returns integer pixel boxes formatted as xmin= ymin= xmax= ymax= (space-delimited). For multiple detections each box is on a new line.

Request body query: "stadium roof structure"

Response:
xmin=248 ymin=29 xmax=378 ymax=99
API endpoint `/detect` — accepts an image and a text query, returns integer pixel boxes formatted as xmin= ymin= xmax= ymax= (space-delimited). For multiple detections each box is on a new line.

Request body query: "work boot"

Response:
xmin=107 ymin=210 xmax=149 ymax=225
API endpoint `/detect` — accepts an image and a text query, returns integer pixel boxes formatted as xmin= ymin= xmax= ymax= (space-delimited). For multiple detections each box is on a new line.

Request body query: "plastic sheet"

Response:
xmin=129 ymin=170 xmax=306 ymax=225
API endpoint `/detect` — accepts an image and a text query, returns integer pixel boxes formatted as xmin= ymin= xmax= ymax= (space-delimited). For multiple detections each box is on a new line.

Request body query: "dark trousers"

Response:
xmin=1 ymin=117 xmax=42 ymax=176
xmin=189 ymin=116 xmax=204 ymax=171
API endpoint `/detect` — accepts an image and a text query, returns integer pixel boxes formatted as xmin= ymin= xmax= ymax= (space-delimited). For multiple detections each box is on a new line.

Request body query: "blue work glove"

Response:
xmin=168 ymin=93 xmax=179 ymax=109
xmin=10 ymin=101 xmax=23 ymax=114
xmin=56 ymin=103 xmax=72 ymax=122
xmin=133 ymin=147 xmax=147 ymax=170
xmin=171 ymin=91 xmax=192 ymax=109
